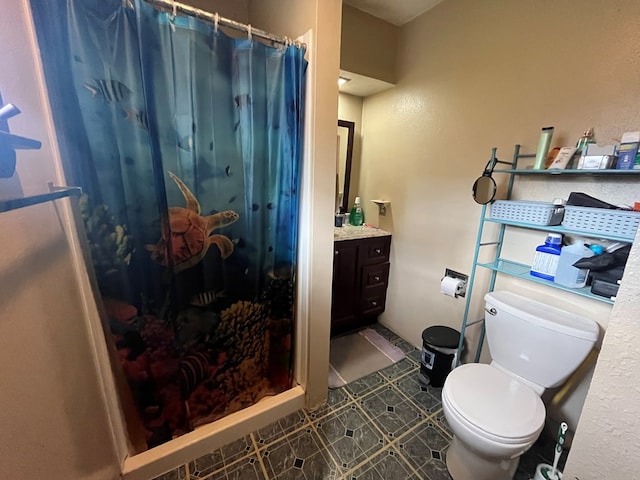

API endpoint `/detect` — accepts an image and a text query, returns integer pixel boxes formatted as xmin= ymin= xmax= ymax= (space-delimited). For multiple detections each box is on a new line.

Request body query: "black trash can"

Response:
xmin=420 ymin=326 xmax=461 ymax=387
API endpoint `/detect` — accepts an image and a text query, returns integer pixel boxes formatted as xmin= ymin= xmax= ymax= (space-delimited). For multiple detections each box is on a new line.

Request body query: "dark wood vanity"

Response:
xmin=331 ymin=229 xmax=392 ymax=336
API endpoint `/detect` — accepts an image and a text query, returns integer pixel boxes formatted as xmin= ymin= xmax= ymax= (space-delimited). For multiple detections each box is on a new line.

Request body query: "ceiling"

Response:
xmin=340 ymin=0 xmax=444 ymax=96
xmin=343 ymin=0 xmax=444 ymax=27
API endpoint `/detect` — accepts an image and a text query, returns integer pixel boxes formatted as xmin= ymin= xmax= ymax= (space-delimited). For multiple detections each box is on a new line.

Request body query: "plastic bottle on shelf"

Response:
xmin=530 ymin=233 xmax=562 ymax=281
xmin=533 ymin=126 xmax=554 ymax=170
xmin=350 ymin=197 xmax=365 ymax=226
xmin=571 ymin=128 xmax=595 ymax=169
xmin=554 ymin=240 xmax=595 ymax=288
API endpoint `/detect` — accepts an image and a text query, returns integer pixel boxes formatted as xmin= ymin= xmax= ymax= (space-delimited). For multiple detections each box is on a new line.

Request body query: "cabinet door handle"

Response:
xmin=371 ymin=301 xmax=378 ymax=307
xmin=374 ymin=275 xmax=381 ymax=282
xmin=335 ymin=250 xmax=339 ymax=255
xmin=374 ymin=248 xmax=381 ymax=254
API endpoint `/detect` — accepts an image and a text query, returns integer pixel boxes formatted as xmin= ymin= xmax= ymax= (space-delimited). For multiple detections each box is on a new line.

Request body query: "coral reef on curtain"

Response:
xmin=88 ymin=193 xmax=296 ymax=448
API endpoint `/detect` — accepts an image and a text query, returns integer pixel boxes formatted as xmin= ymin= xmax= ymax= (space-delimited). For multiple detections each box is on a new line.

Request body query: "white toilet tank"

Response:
xmin=485 ymin=291 xmax=600 ymax=390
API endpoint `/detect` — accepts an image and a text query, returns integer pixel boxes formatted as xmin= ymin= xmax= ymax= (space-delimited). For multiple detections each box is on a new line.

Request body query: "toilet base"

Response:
xmin=446 ymin=436 xmax=520 ymax=480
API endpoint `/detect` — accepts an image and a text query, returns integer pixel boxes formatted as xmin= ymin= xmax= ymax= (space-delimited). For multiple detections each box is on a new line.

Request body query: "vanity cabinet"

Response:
xmin=331 ymin=234 xmax=391 ymax=336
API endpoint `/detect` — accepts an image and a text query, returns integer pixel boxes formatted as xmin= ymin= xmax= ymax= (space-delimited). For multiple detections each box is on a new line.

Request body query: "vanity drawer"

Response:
xmin=362 ymin=263 xmax=390 ymax=288
xmin=361 ymin=285 xmax=388 ymax=316
xmin=359 ymin=236 xmax=391 ymax=265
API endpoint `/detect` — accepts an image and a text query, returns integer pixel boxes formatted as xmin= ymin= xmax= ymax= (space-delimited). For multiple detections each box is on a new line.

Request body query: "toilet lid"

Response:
xmin=444 ymin=364 xmax=545 ymax=441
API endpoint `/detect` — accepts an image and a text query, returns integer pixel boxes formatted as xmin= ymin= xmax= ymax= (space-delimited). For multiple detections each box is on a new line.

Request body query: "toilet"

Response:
xmin=442 ymin=291 xmax=599 ymax=480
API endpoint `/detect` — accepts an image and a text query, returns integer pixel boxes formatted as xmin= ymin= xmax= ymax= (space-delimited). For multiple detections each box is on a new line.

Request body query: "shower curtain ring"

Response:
xmin=247 ymin=24 xmax=252 ymax=41
xmin=214 ymin=13 xmax=219 ymax=33
xmin=171 ymin=0 xmax=177 ymax=18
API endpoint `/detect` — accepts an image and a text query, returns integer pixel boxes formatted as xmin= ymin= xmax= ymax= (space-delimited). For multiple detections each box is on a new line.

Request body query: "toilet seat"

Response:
xmin=443 ymin=363 xmax=545 ymax=444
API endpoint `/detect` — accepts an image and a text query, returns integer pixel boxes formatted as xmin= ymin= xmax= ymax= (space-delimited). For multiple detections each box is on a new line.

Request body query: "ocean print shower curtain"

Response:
xmin=30 ymin=0 xmax=306 ymax=449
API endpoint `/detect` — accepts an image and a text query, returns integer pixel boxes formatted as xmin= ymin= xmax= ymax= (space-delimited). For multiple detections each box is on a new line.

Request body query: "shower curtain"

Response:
xmin=30 ymin=0 xmax=306 ymax=449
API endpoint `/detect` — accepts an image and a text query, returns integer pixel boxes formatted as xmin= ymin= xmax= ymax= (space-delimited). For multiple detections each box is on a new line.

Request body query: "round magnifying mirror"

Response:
xmin=472 ymin=175 xmax=497 ymax=204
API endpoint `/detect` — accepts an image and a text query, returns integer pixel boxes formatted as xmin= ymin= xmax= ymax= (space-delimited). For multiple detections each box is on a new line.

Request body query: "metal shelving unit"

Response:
xmin=0 ymin=102 xmax=82 ymax=213
xmin=0 ymin=185 xmax=82 ymax=213
xmin=458 ymin=144 xmax=640 ymax=364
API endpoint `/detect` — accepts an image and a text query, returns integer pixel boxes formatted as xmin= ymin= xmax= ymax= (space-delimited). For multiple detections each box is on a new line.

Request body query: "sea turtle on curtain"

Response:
xmin=146 ymin=172 xmax=239 ymax=273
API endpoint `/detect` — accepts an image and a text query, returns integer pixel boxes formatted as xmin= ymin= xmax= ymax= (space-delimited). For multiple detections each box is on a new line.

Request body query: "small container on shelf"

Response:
xmin=530 ymin=233 xmax=562 ymax=281
xmin=562 ymin=206 xmax=640 ymax=241
xmin=490 ymin=200 xmax=564 ymax=226
xmin=533 ymin=126 xmax=554 ymax=170
xmin=554 ymin=241 xmax=594 ymax=288
xmin=570 ymin=128 xmax=595 ymax=168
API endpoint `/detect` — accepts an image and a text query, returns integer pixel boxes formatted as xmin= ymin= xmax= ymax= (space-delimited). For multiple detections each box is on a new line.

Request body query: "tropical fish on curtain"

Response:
xmin=30 ymin=0 xmax=306 ymax=449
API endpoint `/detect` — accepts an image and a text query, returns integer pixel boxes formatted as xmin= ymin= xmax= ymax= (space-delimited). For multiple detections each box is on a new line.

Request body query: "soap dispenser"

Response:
xmin=350 ymin=197 xmax=365 ymax=226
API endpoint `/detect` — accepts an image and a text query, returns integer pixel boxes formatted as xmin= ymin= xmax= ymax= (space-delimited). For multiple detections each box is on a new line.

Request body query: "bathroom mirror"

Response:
xmin=337 ymin=119 xmax=354 ymax=213
xmin=472 ymin=147 xmax=513 ymax=205
xmin=472 ymin=175 xmax=497 ymax=204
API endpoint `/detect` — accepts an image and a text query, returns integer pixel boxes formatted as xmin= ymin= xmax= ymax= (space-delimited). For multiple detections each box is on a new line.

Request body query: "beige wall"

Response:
xmin=183 ymin=0 xmax=249 ymax=22
xmin=340 ymin=4 xmax=398 ymax=84
xmin=354 ymin=0 xmax=640 ymax=471
xmin=0 ymin=1 xmax=120 ymax=479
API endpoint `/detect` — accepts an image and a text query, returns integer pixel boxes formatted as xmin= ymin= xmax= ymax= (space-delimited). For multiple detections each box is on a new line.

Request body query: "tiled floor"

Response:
xmin=155 ymin=324 xmax=565 ymax=480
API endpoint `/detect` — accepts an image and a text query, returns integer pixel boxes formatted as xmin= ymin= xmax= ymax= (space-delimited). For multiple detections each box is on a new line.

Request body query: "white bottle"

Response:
xmin=554 ymin=240 xmax=594 ymax=288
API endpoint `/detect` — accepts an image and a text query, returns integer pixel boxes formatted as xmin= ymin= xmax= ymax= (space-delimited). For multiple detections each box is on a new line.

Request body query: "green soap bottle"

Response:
xmin=350 ymin=196 xmax=365 ymax=226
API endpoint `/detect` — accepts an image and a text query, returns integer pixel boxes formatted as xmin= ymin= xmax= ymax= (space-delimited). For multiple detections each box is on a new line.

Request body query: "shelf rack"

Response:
xmin=458 ymin=145 xmax=640 ymax=365
xmin=0 ymin=184 xmax=83 ymax=213
xmin=371 ymin=199 xmax=390 ymax=215
xmin=0 ymin=102 xmax=82 ymax=213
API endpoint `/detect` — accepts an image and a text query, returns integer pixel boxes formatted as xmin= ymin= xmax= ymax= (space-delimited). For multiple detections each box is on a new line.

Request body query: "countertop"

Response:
xmin=334 ymin=224 xmax=392 ymax=241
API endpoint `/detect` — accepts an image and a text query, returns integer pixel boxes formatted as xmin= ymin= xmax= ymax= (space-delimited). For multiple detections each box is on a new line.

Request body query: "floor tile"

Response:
xmin=359 ymin=384 xmax=424 ymax=440
xmin=203 ymin=454 xmax=266 ymax=480
xmin=261 ymin=427 xmax=338 ymax=480
xmin=316 ymin=404 xmax=386 ymax=472
xmin=397 ymin=422 xmax=452 ymax=480
xmin=376 ymin=358 xmax=416 ymax=381
xmin=432 ymin=408 xmax=453 ymax=439
xmin=253 ymin=410 xmax=309 ymax=447
xmin=308 ymin=386 xmax=352 ymax=420
xmin=189 ymin=435 xmax=255 ymax=478
xmin=153 ymin=465 xmax=187 ymax=480
xmin=346 ymin=446 xmax=417 ymax=480
xmin=370 ymin=324 xmax=403 ymax=345
xmin=406 ymin=348 xmax=422 ymax=365
xmin=344 ymin=371 xmax=386 ymax=398
xmin=394 ymin=339 xmax=420 ymax=356
xmin=395 ymin=373 xmax=443 ymax=414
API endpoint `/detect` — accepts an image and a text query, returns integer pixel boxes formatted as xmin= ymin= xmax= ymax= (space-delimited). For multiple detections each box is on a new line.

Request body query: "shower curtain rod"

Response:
xmin=143 ymin=0 xmax=305 ymax=49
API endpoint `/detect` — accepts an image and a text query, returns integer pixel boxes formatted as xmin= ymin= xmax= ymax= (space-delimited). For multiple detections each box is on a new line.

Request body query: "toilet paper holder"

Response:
xmin=442 ymin=268 xmax=468 ymax=298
